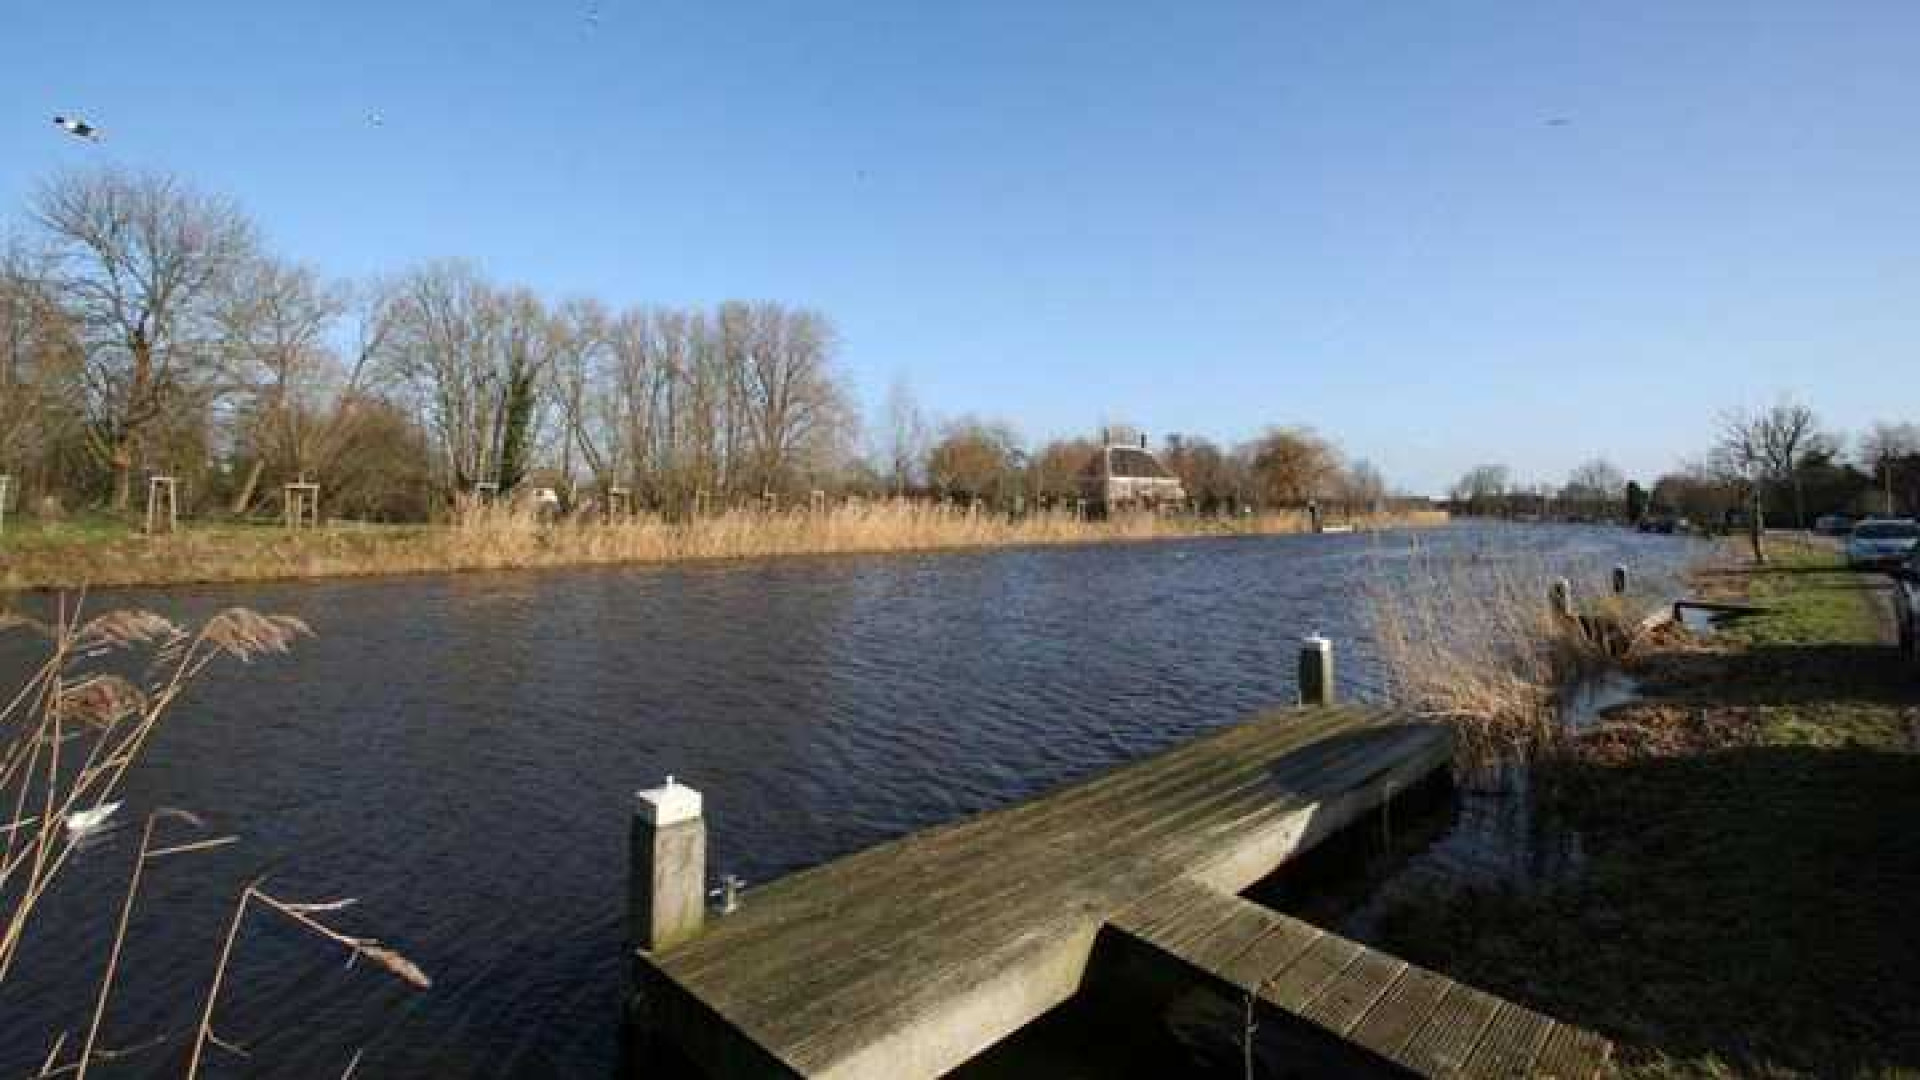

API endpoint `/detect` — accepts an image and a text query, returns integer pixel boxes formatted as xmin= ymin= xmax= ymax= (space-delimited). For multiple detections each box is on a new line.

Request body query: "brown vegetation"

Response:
xmin=2 ymin=500 xmax=1449 ymax=591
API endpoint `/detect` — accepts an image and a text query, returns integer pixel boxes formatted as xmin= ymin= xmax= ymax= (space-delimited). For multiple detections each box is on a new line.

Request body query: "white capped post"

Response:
xmin=1298 ymin=634 xmax=1335 ymax=707
xmin=630 ymin=776 xmax=706 ymax=953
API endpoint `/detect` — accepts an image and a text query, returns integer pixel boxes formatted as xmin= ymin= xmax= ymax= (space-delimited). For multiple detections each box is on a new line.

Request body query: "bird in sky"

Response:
xmin=1546 ymin=117 xmax=1571 ymax=128
xmin=368 ymin=111 xmax=385 ymax=127
xmin=52 ymin=114 xmax=101 ymax=141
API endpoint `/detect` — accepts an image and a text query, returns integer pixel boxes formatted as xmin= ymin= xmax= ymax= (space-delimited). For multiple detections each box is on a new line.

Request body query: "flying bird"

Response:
xmin=368 ymin=111 xmax=385 ymax=127
xmin=53 ymin=114 xmax=101 ymax=141
xmin=1546 ymin=116 xmax=1571 ymax=128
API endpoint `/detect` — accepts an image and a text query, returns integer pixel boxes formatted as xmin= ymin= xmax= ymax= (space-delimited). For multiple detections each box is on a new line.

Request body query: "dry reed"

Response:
xmin=1365 ymin=545 xmax=1677 ymax=776
xmin=3 ymin=500 xmax=1451 ymax=590
xmin=1 ymin=603 xmax=427 ymax=1077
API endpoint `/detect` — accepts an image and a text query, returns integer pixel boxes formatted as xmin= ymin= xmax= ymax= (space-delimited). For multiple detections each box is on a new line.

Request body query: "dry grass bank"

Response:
xmin=1366 ymin=540 xmax=1920 ymax=1077
xmin=0 ymin=502 xmax=1449 ymax=591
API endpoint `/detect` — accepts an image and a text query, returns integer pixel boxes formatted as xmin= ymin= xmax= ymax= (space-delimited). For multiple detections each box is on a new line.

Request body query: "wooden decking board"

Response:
xmin=1397 ymin=982 xmax=1504 ymax=1075
xmin=1533 ymin=1024 xmax=1614 ymax=1080
xmin=1298 ymin=947 xmax=1408 ymax=1036
xmin=1112 ymin=886 xmax=1611 ymax=1080
xmin=638 ymin=706 xmax=1603 ymax=1079
xmin=671 ymin=707 xmax=1373 ymax=991
xmin=1214 ymin=916 xmax=1322 ymax=992
xmin=718 ymin=721 xmax=1434 ymax=1044
xmin=1257 ymin=932 xmax=1366 ymax=1012
xmin=1462 ymin=1001 xmax=1555 ymax=1077
xmin=1347 ymin=965 xmax=1459 ymax=1061
xmin=667 ymin=706 xmax=1370 ymax=979
xmin=752 ymin=723 xmax=1436 ymax=1068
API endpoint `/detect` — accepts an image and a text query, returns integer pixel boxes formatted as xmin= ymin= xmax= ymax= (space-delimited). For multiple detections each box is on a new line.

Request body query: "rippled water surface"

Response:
xmin=0 ymin=524 xmax=1700 ymax=1076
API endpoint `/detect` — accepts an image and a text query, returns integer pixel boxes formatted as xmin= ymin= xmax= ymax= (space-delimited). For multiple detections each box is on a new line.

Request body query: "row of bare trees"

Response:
xmin=1450 ymin=399 xmax=1920 ymax=561
xmin=0 ymin=168 xmax=857 ymax=520
xmin=3 ymin=166 xmax=1405 ymax=524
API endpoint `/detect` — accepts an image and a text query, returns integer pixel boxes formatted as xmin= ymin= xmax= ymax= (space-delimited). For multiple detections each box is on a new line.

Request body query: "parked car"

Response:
xmin=1814 ymin=513 xmax=1856 ymax=536
xmin=1894 ymin=549 xmax=1920 ymax=661
xmin=1846 ymin=519 xmax=1920 ymax=570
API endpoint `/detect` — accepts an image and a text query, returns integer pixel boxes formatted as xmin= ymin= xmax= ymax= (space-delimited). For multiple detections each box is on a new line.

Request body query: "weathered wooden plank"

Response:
xmin=1258 ymin=932 xmax=1365 ymax=1012
xmin=765 ymin=729 xmax=1414 ymax=1068
xmin=636 ymin=706 xmax=1502 ymax=1080
xmin=1299 ymin=947 xmax=1407 ymax=1037
xmin=666 ymin=706 xmax=1371 ymax=979
xmin=1532 ymin=1022 xmax=1614 ymax=1080
xmin=1215 ymin=915 xmax=1321 ymax=993
xmin=672 ymin=707 xmax=1374 ymax=990
xmin=1347 ymin=964 xmax=1456 ymax=1062
xmin=746 ymin=723 xmax=1437 ymax=1058
xmin=1397 ymin=983 xmax=1503 ymax=1076
xmin=1460 ymin=1001 xmax=1555 ymax=1077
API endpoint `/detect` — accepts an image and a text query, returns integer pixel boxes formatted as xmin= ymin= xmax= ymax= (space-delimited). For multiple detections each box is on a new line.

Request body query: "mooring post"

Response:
xmin=1549 ymin=578 xmax=1575 ymax=620
xmin=630 ymin=777 xmax=706 ymax=954
xmin=1298 ymin=634 xmax=1335 ymax=706
xmin=1308 ymin=500 xmax=1322 ymax=534
xmin=1611 ymin=564 xmax=1629 ymax=596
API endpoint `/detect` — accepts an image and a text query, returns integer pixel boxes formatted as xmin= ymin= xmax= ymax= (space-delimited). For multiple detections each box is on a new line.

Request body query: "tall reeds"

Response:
xmin=1 ymin=604 xmax=428 ymax=1076
xmin=3 ymin=500 xmax=1451 ymax=589
xmin=1365 ymin=546 xmax=1675 ymax=774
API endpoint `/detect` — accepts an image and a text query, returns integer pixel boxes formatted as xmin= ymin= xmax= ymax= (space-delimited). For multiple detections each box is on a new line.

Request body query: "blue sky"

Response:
xmin=5 ymin=1 xmax=1917 ymax=494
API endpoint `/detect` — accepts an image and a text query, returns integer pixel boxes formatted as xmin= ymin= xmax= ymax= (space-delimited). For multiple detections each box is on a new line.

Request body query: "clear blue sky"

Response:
xmin=5 ymin=1 xmax=1917 ymax=494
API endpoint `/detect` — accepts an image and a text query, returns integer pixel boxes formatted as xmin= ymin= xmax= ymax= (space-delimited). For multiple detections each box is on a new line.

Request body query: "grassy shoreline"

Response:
xmin=0 ymin=503 xmax=1450 ymax=592
xmin=1370 ymin=541 xmax=1920 ymax=1077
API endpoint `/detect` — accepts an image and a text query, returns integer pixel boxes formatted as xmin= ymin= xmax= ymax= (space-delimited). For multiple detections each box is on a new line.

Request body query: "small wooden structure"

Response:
xmin=283 ymin=481 xmax=320 ymax=531
xmin=629 ymin=704 xmax=1611 ymax=1078
xmin=144 ymin=476 xmax=179 ymax=536
xmin=809 ymin=489 xmax=826 ymax=514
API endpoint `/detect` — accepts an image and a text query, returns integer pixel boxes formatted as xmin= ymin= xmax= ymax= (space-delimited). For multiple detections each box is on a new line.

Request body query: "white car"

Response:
xmin=1846 ymin=519 xmax=1920 ymax=570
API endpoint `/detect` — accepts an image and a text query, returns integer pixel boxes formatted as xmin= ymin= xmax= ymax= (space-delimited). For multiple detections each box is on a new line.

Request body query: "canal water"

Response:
xmin=0 ymin=524 xmax=1699 ymax=1076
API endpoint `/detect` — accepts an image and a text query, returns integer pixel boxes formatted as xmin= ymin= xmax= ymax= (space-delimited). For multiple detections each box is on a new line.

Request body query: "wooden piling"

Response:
xmin=1611 ymin=565 xmax=1629 ymax=595
xmin=1549 ymin=578 xmax=1575 ymax=620
xmin=631 ymin=778 xmax=707 ymax=954
xmin=1298 ymin=635 xmax=1335 ymax=706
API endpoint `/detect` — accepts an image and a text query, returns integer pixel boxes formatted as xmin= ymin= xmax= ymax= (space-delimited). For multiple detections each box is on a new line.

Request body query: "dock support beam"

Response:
xmin=631 ymin=778 xmax=706 ymax=954
xmin=1298 ymin=635 xmax=1335 ymax=706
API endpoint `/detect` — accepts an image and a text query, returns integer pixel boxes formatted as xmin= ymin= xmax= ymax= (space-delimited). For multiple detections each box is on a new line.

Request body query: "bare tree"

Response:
xmin=0 ymin=237 xmax=83 ymax=489
xmin=31 ymin=169 xmax=259 ymax=507
xmin=875 ymin=374 xmax=929 ymax=495
xmin=1715 ymin=399 xmax=1834 ymax=558
xmin=216 ymin=256 xmax=347 ymax=513
xmin=1860 ymin=421 xmax=1920 ymax=517
xmin=1562 ymin=458 xmax=1627 ymax=520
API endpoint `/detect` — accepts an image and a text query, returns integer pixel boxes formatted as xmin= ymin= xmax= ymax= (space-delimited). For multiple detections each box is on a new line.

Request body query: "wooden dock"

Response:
xmin=630 ymin=705 xmax=1612 ymax=1078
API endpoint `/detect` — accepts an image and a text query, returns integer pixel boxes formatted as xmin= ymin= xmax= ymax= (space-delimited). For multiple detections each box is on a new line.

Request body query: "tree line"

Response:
xmin=1450 ymin=400 xmax=1920 ymax=537
xmin=0 ymin=167 xmax=1404 ymax=524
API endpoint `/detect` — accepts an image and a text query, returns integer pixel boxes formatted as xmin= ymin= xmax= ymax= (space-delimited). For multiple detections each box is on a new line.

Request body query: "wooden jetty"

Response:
xmin=629 ymin=705 xmax=1612 ymax=1079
